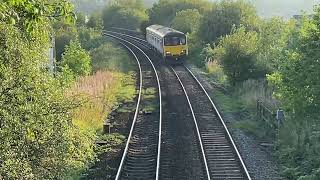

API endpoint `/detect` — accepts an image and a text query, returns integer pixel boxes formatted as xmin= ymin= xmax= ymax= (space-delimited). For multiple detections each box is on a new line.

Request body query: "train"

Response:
xmin=146 ymin=25 xmax=188 ymax=64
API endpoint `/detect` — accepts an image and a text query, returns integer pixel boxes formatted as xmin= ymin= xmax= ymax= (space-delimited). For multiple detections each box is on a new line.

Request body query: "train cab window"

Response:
xmin=164 ymin=36 xmax=186 ymax=46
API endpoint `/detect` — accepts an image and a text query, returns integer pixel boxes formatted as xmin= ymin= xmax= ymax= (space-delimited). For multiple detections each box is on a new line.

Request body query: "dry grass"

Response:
xmin=234 ymin=79 xmax=279 ymax=109
xmin=69 ymin=71 xmax=121 ymax=131
xmin=73 ymin=71 xmax=116 ymax=98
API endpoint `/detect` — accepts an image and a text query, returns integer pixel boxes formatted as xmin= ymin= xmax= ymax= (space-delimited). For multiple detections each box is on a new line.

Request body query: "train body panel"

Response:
xmin=146 ymin=25 xmax=188 ymax=64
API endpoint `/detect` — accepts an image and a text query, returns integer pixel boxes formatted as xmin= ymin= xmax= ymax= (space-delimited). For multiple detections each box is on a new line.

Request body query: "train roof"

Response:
xmin=146 ymin=25 xmax=185 ymax=38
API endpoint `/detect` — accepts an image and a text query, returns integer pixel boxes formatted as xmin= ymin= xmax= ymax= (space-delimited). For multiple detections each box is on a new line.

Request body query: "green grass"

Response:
xmin=233 ymin=119 xmax=272 ymax=139
xmin=213 ymin=90 xmax=245 ymax=113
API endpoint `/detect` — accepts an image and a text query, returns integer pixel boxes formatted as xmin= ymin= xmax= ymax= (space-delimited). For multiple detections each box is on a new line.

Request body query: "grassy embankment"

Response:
xmin=200 ymin=62 xmax=278 ymax=141
xmin=69 ymin=39 xmax=137 ymax=178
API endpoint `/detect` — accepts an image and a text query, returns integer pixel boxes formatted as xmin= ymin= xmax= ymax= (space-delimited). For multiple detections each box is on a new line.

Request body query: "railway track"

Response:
xmin=158 ymin=66 xmax=209 ymax=180
xmin=104 ymin=34 xmax=162 ymax=180
xmin=105 ymin=31 xmax=251 ymax=180
xmin=171 ymin=66 xmax=251 ymax=180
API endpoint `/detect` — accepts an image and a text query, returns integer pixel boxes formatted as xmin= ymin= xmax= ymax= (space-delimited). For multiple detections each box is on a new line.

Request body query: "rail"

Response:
xmin=170 ymin=67 xmax=212 ymax=180
xmin=184 ymin=65 xmax=252 ymax=180
xmin=104 ymin=34 xmax=162 ymax=180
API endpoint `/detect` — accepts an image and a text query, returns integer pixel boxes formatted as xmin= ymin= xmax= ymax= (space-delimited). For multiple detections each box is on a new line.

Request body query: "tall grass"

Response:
xmin=206 ymin=61 xmax=227 ymax=85
xmin=234 ymin=79 xmax=279 ymax=110
xmin=69 ymin=71 xmax=136 ymax=132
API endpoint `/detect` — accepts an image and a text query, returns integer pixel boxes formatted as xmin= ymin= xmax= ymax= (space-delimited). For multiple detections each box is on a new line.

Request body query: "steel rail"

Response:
xmin=105 ymin=33 xmax=162 ymax=180
xmin=184 ymin=65 xmax=252 ymax=180
xmin=111 ymin=40 xmax=142 ymax=180
xmin=170 ymin=67 xmax=211 ymax=180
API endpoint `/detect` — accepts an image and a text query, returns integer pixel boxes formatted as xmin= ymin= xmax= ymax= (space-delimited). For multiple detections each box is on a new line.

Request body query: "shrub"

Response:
xmin=61 ymin=40 xmax=92 ymax=77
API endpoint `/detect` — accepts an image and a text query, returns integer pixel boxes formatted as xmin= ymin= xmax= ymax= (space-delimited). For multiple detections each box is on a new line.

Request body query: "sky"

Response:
xmin=249 ymin=0 xmax=320 ymax=18
xmin=144 ymin=0 xmax=320 ymax=18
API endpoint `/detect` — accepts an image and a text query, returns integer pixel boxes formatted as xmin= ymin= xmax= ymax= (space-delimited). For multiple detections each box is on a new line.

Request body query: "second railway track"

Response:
xmin=172 ymin=65 xmax=251 ymax=180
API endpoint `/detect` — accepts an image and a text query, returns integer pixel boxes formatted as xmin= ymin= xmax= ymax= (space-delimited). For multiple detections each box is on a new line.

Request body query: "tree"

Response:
xmin=198 ymin=0 xmax=258 ymax=43
xmin=78 ymin=27 xmax=105 ymax=50
xmin=102 ymin=0 xmax=148 ymax=30
xmin=0 ymin=21 xmax=93 ymax=180
xmin=148 ymin=0 xmax=211 ymax=26
xmin=76 ymin=12 xmax=87 ymax=27
xmin=267 ymin=7 xmax=320 ymax=179
xmin=0 ymin=1 xmax=96 ymax=179
xmin=0 ymin=0 xmax=75 ymax=33
xmin=214 ymin=27 xmax=265 ymax=85
xmin=87 ymin=12 xmax=103 ymax=29
xmin=172 ymin=9 xmax=202 ymax=33
xmin=61 ymin=40 xmax=92 ymax=77
xmin=140 ymin=20 xmax=152 ymax=35
xmin=257 ymin=17 xmax=296 ymax=72
xmin=55 ymin=25 xmax=78 ymax=61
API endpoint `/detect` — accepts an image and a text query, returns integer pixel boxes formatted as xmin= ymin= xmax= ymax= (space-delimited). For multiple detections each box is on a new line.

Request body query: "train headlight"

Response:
xmin=181 ymin=50 xmax=187 ymax=54
xmin=165 ymin=51 xmax=172 ymax=55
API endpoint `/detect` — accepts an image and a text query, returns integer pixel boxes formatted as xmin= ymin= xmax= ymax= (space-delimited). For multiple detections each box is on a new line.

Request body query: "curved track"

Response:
xmin=172 ymin=65 xmax=251 ymax=180
xmin=105 ymin=30 xmax=251 ymax=180
xmin=105 ymin=34 xmax=162 ymax=180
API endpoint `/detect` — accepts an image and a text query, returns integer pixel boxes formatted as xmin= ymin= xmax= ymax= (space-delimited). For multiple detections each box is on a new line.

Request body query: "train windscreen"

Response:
xmin=164 ymin=36 xmax=186 ymax=46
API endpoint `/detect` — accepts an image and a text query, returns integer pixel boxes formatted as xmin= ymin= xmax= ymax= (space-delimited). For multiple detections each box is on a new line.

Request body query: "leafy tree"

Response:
xmin=55 ymin=25 xmax=78 ymax=61
xmin=257 ymin=17 xmax=296 ymax=72
xmin=200 ymin=44 xmax=215 ymax=63
xmin=102 ymin=0 xmax=148 ymax=30
xmin=267 ymin=7 xmax=320 ymax=179
xmin=214 ymin=27 xmax=265 ymax=85
xmin=140 ymin=20 xmax=152 ymax=35
xmin=76 ymin=12 xmax=87 ymax=27
xmin=61 ymin=40 xmax=92 ymax=77
xmin=0 ymin=22 xmax=94 ymax=180
xmin=172 ymin=9 xmax=202 ymax=33
xmin=0 ymin=1 xmax=103 ymax=179
xmin=87 ymin=12 xmax=103 ymax=29
xmin=78 ymin=27 xmax=105 ymax=50
xmin=0 ymin=0 xmax=75 ymax=33
xmin=148 ymin=0 xmax=211 ymax=26
xmin=198 ymin=0 xmax=258 ymax=43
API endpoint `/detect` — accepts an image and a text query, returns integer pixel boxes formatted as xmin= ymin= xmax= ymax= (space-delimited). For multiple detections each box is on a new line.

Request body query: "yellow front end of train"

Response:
xmin=163 ymin=45 xmax=188 ymax=62
xmin=162 ymin=34 xmax=188 ymax=64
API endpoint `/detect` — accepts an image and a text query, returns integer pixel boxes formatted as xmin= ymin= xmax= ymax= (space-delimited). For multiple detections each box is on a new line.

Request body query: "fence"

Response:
xmin=257 ymin=99 xmax=284 ymax=129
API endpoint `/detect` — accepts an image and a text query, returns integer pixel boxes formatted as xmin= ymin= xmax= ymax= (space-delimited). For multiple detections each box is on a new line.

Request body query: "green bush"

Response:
xmin=214 ymin=26 xmax=267 ymax=85
xmin=61 ymin=40 xmax=92 ymax=77
xmin=0 ymin=22 xmax=94 ymax=179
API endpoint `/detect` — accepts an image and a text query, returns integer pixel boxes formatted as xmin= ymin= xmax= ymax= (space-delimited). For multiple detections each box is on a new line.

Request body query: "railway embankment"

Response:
xmin=78 ymin=40 xmax=139 ymax=179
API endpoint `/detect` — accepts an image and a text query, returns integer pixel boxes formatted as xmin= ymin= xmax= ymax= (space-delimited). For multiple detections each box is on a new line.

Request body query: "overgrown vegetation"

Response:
xmin=0 ymin=0 xmax=137 ymax=178
xmin=0 ymin=1 xmax=94 ymax=179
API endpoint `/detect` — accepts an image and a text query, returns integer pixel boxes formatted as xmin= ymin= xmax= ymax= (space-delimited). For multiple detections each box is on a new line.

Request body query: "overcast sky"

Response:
xmin=249 ymin=0 xmax=320 ymax=18
xmin=144 ymin=0 xmax=320 ymax=18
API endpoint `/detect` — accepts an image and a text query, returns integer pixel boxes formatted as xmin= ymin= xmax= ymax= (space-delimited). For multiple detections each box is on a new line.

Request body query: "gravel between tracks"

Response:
xmin=187 ymin=65 xmax=283 ymax=180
